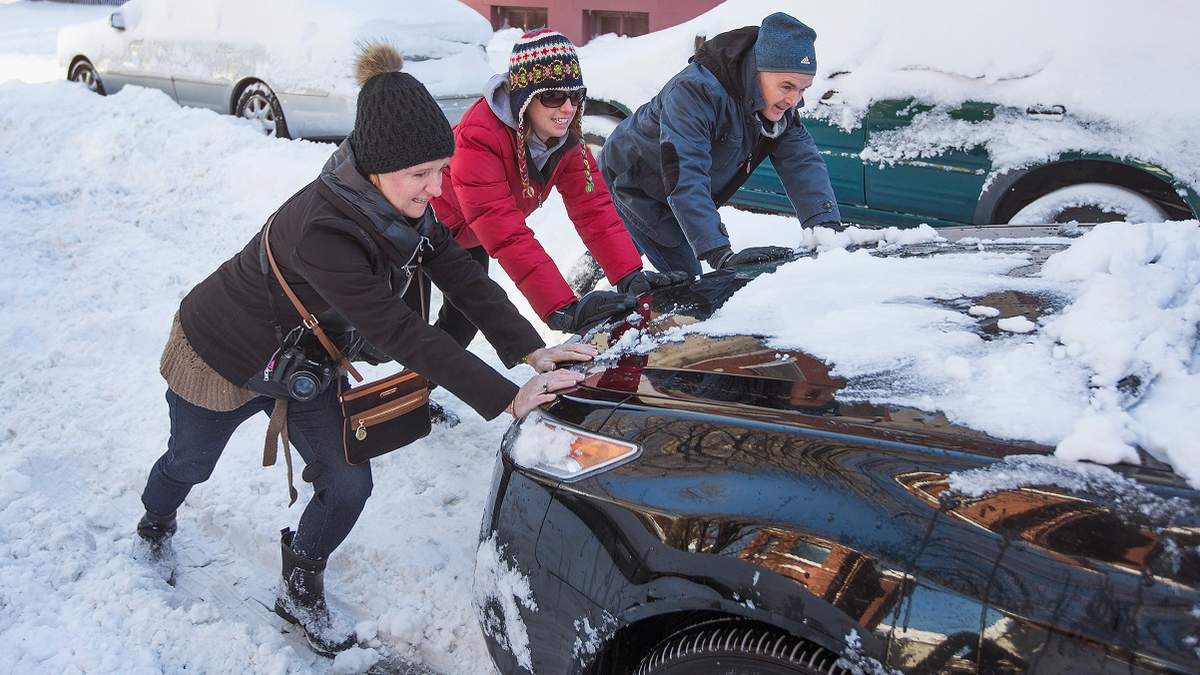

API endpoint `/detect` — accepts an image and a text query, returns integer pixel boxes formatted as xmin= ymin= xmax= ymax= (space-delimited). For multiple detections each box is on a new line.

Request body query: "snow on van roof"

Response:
xmin=578 ymin=0 xmax=1200 ymax=189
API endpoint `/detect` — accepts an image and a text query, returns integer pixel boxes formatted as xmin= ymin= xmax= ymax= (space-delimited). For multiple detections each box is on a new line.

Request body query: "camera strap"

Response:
xmin=261 ymin=215 xmax=363 ymax=383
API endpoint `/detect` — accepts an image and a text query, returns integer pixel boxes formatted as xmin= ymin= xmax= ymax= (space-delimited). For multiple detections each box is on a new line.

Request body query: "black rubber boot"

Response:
xmin=135 ymin=510 xmax=178 ymax=585
xmin=274 ymin=528 xmax=356 ymax=656
xmin=137 ymin=510 xmax=177 ymax=553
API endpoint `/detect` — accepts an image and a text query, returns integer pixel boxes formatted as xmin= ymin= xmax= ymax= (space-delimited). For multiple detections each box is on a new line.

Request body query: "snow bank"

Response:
xmin=579 ymin=0 xmax=1200 ymax=191
xmin=687 ymin=222 xmax=1200 ymax=485
xmin=0 ymin=77 xmax=527 ymax=672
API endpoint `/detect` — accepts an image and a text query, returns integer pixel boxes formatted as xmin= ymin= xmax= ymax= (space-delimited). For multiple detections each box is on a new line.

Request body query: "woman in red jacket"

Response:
xmin=428 ymin=29 xmax=687 ymax=338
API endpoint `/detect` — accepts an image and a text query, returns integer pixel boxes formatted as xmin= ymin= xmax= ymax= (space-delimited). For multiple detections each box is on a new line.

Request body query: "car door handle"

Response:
xmin=1026 ymin=104 xmax=1065 ymax=119
xmin=819 ymin=89 xmax=842 ymax=106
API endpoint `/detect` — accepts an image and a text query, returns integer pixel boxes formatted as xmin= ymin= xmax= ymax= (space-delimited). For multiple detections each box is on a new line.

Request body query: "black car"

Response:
xmin=474 ymin=233 xmax=1200 ymax=675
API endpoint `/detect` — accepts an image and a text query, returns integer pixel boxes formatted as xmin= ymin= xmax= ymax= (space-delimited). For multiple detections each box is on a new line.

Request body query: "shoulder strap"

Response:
xmin=262 ymin=215 xmax=364 ymax=383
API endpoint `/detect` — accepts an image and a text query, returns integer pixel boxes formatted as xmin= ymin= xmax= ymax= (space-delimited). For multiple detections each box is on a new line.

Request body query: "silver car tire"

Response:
xmin=69 ymin=59 xmax=105 ymax=95
xmin=235 ymin=82 xmax=289 ymax=139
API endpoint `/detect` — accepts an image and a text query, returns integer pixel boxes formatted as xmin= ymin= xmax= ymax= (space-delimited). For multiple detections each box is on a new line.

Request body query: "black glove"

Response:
xmin=546 ymin=290 xmax=638 ymax=332
xmin=615 ymin=269 xmax=693 ymax=295
xmin=702 ymin=245 xmax=795 ymax=269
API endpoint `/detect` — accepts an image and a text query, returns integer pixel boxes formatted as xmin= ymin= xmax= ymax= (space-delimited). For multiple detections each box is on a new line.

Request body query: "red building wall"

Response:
xmin=461 ymin=0 xmax=721 ymax=46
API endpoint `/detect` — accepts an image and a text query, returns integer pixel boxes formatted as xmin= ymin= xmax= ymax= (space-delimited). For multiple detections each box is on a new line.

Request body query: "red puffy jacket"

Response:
xmin=431 ymin=98 xmax=642 ymax=319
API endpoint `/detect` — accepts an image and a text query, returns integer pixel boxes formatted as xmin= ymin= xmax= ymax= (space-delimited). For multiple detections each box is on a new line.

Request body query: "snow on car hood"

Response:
xmin=57 ymin=0 xmax=492 ymax=97
xmin=578 ymin=0 xmax=1200 ymax=190
xmin=587 ymin=222 xmax=1200 ymax=489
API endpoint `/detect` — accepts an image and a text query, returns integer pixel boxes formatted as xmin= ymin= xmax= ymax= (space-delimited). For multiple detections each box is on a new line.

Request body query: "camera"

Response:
xmin=264 ymin=346 xmax=336 ymax=402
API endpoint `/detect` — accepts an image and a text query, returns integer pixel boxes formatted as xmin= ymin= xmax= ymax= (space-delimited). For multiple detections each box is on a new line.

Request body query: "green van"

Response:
xmin=586 ymin=94 xmax=1199 ymax=228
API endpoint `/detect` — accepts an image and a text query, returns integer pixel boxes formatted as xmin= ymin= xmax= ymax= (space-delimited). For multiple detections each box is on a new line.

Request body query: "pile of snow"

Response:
xmin=486 ymin=27 xmax=523 ymax=73
xmin=55 ymin=0 xmax=493 ymax=98
xmin=578 ymin=0 xmax=1200 ymax=191
xmin=687 ymin=222 xmax=1200 ymax=486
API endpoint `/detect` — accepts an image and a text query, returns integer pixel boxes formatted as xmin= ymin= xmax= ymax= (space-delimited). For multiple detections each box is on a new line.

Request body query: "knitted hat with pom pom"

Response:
xmin=350 ymin=43 xmax=455 ymax=175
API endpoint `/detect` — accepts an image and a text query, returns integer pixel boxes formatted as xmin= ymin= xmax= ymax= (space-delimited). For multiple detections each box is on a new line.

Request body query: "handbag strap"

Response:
xmin=262 ymin=216 xmax=364 ymax=383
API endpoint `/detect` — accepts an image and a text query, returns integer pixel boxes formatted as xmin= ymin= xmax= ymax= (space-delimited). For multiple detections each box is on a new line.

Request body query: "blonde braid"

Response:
xmin=515 ymin=122 xmax=535 ymax=199
xmin=570 ymin=111 xmax=595 ymax=193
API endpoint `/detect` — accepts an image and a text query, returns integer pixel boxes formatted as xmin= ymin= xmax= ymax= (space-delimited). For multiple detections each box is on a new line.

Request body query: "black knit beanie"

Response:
xmin=350 ymin=43 xmax=455 ymax=175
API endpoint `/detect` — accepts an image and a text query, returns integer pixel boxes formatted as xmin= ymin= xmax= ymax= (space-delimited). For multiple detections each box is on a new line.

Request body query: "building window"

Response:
xmin=492 ymin=5 xmax=548 ymax=32
xmin=586 ymin=10 xmax=649 ymax=39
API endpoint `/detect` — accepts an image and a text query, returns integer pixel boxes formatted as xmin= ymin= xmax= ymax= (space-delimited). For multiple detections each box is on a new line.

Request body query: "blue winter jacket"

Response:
xmin=604 ymin=26 xmax=841 ymax=258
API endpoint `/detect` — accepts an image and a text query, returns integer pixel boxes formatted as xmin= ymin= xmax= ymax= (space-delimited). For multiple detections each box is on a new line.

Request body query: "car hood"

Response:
xmin=571 ymin=238 xmax=1189 ymax=489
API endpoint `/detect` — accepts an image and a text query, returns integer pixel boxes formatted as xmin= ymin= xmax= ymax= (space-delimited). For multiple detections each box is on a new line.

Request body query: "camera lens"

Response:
xmin=288 ymin=372 xmax=319 ymax=401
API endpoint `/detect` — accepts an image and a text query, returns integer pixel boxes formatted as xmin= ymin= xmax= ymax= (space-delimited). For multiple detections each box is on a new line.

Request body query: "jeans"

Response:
xmin=402 ymin=244 xmax=489 ymax=349
xmin=623 ymin=220 xmax=704 ymax=278
xmin=604 ymin=164 xmax=704 ymax=277
xmin=140 ymin=384 xmax=373 ymax=561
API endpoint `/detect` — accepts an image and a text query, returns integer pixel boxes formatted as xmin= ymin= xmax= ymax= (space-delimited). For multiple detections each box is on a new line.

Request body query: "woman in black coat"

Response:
xmin=135 ymin=44 xmax=593 ymax=655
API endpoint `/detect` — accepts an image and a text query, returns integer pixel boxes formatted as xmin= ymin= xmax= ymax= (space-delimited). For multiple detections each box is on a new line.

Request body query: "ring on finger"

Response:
xmin=541 ymin=381 xmax=549 ymax=394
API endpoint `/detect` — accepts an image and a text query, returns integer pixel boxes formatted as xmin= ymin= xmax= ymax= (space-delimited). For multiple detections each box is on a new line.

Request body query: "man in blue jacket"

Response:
xmin=603 ymin=12 xmax=842 ymax=275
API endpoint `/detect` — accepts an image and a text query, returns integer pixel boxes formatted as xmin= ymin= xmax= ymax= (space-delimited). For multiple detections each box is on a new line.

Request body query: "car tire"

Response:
xmin=634 ymin=624 xmax=847 ymax=675
xmin=1007 ymin=182 xmax=1168 ymax=225
xmin=235 ymin=82 xmax=289 ymax=138
xmin=69 ymin=59 xmax=105 ymax=95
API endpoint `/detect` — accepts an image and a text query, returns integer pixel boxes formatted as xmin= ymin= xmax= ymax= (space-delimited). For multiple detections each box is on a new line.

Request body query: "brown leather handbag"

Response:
xmin=263 ymin=219 xmax=432 ymax=467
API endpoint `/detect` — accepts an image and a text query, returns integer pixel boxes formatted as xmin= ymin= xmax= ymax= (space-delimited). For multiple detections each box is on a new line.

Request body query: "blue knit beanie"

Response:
xmin=754 ymin=12 xmax=817 ymax=75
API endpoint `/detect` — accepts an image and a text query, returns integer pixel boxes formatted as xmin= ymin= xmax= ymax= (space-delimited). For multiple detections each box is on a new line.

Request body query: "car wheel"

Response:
xmin=1007 ymin=182 xmax=1168 ymax=225
xmin=69 ymin=59 xmax=105 ymax=95
xmin=634 ymin=624 xmax=847 ymax=675
xmin=235 ymin=82 xmax=289 ymax=138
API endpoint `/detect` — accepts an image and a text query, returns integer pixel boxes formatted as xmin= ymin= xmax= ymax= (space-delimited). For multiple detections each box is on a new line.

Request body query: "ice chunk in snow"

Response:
xmin=997 ymin=316 xmax=1036 ymax=333
xmin=969 ymin=305 xmax=1001 ymax=318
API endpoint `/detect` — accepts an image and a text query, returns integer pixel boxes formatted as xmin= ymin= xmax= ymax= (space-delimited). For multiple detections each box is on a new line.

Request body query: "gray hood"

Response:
xmin=484 ymin=72 xmax=569 ymax=171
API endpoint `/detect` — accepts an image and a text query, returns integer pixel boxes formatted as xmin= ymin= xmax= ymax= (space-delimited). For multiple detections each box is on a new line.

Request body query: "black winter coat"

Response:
xmin=179 ymin=143 xmax=545 ymax=419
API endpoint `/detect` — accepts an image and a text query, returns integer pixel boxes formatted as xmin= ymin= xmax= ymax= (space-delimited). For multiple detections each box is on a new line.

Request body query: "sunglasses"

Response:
xmin=535 ymin=89 xmax=586 ymax=108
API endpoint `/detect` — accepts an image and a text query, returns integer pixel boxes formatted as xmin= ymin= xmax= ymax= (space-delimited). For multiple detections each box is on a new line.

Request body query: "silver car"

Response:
xmin=56 ymin=0 xmax=492 ymax=139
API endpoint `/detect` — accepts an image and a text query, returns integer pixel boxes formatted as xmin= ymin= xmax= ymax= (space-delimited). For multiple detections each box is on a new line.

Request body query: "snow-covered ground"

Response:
xmin=2 ymin=3 xmax=1198 ymax=674
xmin=0 ymin=4 xmax=533 ymax=673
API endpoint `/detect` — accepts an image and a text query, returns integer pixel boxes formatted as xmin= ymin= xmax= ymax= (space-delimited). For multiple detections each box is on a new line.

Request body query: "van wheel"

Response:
xmin=634 ymin=624 xmax=847 ymax=675
xmin=1008 ymin=183 xmax=1168 ymax=224
xmin=69 ymin=59 xmax=105 ymax=95
xmin=236 ymin=82 xmax=289 ymax=138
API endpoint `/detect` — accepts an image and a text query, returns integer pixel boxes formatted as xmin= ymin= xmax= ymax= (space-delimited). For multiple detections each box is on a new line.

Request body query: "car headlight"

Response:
xmin=507 ymin=411 xmax=640 ymax=481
